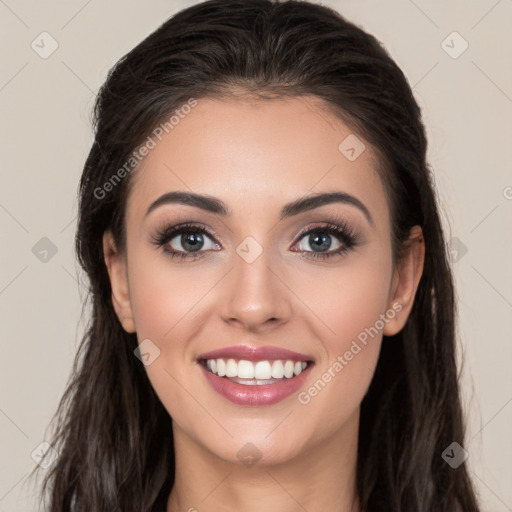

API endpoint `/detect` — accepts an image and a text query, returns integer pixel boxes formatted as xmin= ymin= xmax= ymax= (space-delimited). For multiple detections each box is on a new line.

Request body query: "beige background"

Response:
xmin=1 ymin=1 xmax=511 ymax=510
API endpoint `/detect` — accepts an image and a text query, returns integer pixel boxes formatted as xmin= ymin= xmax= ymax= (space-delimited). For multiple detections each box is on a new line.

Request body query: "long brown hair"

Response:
xmin=30 ymin=1 xmax=481 ymax=510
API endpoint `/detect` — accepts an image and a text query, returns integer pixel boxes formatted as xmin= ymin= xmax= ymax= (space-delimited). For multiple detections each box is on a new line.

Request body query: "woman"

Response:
xmin=31 ymin=1 xmax=481 ymax=510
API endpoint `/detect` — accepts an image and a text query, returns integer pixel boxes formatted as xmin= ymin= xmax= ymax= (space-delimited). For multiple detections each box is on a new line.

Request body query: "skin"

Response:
xmin=103 ymin=95 xmax=425 ymax=512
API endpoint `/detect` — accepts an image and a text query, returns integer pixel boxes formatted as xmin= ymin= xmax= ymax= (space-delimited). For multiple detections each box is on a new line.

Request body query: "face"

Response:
xmin=103 ymin=95 xmax=424 ymax=467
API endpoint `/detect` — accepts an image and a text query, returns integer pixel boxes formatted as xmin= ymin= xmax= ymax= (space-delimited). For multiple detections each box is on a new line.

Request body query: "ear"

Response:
xmin=383 ymin=225 xmax=425 ymax=336
xmin=102 ymin=230 xmax=136 ymax=333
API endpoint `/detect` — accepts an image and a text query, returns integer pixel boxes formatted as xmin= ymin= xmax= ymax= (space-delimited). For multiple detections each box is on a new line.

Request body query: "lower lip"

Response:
xmin=199 ymin=362 xmax=313 ymax=406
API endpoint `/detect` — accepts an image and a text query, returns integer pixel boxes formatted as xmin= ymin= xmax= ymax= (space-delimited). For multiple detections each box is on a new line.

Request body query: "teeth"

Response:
xmin=271 ymin=360 xmax=284 ymax=378
xmin=238 ymin=360 xmax=255 ymax=379
xmin=205 ymin=358 xmax=309 ymax=379
xmin=255 ymin=361 xmax=272 ymax=379
xmin=225 ymin=358 xmax=238 ymax=377
xmin=284 ymin=360 xmax=294 ymax=378
xmin=216 ymin=359 xmax=226 ymax=377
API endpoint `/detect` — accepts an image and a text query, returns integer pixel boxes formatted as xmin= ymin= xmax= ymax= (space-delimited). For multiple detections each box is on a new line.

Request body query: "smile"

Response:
xmin=197 ymin=345 xmax=315 ymax=406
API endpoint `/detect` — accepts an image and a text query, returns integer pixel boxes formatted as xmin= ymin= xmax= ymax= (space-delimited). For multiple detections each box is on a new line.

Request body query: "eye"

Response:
xmin=291 ymin=221 xmax=360 ymax=260
xmin=150 ymin=219 xmax=360 ymax=262
xmin=150 ymin=222 xmax=221 ymax=260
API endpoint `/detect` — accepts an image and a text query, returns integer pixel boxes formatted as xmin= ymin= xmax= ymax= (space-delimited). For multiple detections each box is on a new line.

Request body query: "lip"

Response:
xmin=199 ymin=361 xmax=314 ymax=406
xmin=198 ymin=345 xmax=314 ymax=363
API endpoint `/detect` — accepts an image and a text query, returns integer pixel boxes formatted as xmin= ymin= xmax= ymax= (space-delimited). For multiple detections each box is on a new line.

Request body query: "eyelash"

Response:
xmin=150 ymin=218 xmax=360 ymax=261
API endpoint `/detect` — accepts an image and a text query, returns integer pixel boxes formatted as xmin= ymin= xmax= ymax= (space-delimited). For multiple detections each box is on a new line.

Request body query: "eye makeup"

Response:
xmin=148 ymin=212 xmax=363 ymax=262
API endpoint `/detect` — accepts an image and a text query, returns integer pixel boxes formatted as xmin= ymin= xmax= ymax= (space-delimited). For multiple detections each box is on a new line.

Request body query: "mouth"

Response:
xmin=197 ymin=346 xmax=315 ymax=406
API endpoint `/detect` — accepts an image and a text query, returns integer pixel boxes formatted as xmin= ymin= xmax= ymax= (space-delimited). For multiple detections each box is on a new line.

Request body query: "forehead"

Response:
xmin=125 ymin=96 xmax=389 ymax=227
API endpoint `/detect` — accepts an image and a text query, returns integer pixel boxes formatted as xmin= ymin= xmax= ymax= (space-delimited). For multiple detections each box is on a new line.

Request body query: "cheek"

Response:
xmin=288 ymin=247 xmax=393 ymax=347
xmin=125 ymin=249 xmax=226 ymax=402
xmin=290 ymin=252 xmax=392 ymax=426
xmin=126 ymin=254 xmax=209 ymax=426
xmin=127 ymin=250 xmax=210 ymax=347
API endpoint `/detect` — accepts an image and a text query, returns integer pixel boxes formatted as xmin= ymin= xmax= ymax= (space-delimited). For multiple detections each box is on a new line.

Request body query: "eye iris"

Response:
xmin=309 ymin=232 xmax=331 ymax=252
xmin=182 ymin=232 xmax=203 ymax=252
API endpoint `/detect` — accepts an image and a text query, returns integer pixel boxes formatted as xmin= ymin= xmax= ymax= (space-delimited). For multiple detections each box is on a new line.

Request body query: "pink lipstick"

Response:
xmin=198 ymin=345 xmax=314 ymax=406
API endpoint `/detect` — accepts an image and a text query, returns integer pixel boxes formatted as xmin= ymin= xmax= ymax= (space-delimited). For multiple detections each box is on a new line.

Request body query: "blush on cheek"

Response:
xmin=299 ymin=272 xmax=391 ymax=349
xmin=128 ymin=263 xmax=201 ymax=343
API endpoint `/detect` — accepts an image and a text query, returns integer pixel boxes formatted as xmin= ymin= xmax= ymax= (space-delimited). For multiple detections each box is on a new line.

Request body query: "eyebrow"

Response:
xmin=145 ymin=191 xmax=374 ymax=227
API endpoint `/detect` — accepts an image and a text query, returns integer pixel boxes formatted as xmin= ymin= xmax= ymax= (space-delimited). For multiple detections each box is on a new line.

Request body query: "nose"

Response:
xmin=219 ymin=246 xmax=292 ymax=333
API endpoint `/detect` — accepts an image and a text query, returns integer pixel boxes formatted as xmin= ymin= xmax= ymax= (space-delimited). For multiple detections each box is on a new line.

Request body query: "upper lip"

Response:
xmin=198 ymin=345 xmax=314 ymax=363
